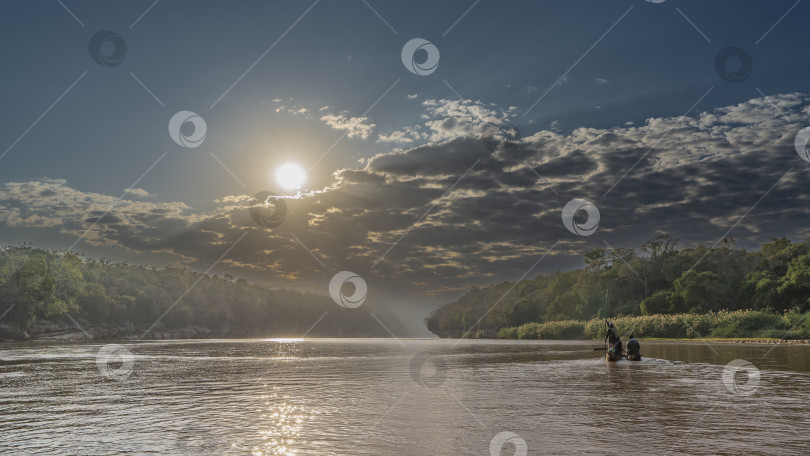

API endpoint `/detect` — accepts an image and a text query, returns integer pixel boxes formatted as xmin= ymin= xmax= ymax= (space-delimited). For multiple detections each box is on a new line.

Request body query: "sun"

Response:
xmin=275 ymin=163 xmax=306 ymax=191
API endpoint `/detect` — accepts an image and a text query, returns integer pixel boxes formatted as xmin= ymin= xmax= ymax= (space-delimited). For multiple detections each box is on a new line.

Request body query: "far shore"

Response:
xmin=637 ymin=337 xmax=810 ymax=345
xmin=4 ymin=332 xmax=810 ymax=345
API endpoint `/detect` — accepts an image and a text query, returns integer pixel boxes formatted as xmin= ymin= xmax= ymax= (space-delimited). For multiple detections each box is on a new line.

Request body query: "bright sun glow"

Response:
xmin=275 ymin=163 xmax=306 ymax=191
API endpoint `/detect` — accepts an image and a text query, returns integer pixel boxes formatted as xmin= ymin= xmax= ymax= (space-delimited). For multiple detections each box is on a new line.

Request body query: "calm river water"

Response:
xmin=1 ymin=339 xmax=808 ymax=455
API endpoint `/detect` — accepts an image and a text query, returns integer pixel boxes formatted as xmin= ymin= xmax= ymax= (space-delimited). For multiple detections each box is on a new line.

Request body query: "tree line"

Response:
xmin=426 ymin=236 xmax=810 ymax=338
xmin=0 ymin=246 xmax=386 ymax=338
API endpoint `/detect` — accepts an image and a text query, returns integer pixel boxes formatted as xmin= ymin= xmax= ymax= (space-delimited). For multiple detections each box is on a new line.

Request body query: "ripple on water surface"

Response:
xmin=0 ymin=339 xmax=808 ymax=455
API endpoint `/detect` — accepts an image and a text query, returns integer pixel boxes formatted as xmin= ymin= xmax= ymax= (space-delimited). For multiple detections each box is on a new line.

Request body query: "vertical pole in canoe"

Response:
xmin=603 ymin=318 xmax=608 ymax=352
xmin=604 ymin=289 xmax=609 ymax=353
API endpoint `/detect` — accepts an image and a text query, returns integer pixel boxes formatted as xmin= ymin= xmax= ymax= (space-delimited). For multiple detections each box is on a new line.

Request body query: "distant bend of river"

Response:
xmin=1 ymin=339 xmax=808 ymax=455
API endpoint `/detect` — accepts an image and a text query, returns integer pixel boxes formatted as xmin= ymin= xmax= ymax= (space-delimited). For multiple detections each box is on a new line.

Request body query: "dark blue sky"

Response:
xmin=1 ymin=1 xmax=809 ymax=318
xmin=2 ymin=1 xmax=806 ymax=202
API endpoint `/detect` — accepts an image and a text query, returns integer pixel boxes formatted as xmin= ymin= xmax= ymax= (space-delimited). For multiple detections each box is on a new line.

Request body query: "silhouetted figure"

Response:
xmin=626 ymin=334 xmax=641 ymax=361
xmin=605 ymin=322 xmax=622 ymax=355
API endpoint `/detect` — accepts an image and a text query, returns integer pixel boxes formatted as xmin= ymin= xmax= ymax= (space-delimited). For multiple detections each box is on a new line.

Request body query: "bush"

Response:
xmin=640 ymin=291 xmax=670 ymax=315
xmin=497 ymin=327 xmax=518 ymax=339
xmin=584 ymin=319 xmax=606 ymax=339
xmin=710 ymin=310 xmax=783 ymax=338
xmin=532 ymin=320 xmax=585 ymax=339
xmin=506 ymin=320 xmax=586 ymax=339
xmin=516 ymin=322 xmax=541 ymax=339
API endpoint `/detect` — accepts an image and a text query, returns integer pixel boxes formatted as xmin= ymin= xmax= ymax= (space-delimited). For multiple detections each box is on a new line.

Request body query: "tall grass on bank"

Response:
xmin=496 ymin=310 xmax=810 ymax=340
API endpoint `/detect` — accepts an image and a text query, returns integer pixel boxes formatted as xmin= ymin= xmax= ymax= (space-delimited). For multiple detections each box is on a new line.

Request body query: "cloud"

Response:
xmin=125 ymin=188 xmax=152 ymax=197
xmin=308 ymin=91 xmax=810 ymax=292
xmin=377 ymin=126 xmax=420 ymax=144
xmin=320 ymin=112 xmax=375 ymax=139
xmin=377 ymin=98 xmax=519 ymax=145
xmin=272 ymin=99 xmax=376 ymax=140
xmin=2 ymin=92 xmax=809 ymax=300
xmin=271 ymin=98 xmax=312 ymax=118
xmin=275 ymin=106 xmax=309 ymax=116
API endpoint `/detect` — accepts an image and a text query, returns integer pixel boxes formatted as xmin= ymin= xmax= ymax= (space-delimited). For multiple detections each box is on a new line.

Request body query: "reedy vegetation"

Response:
xmin=496 ymin=310 xmax=810 ymax=340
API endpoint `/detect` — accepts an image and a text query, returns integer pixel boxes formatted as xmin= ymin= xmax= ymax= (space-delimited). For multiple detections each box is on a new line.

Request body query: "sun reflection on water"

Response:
xmin=254 ymin=388 xmax=311 ymax=456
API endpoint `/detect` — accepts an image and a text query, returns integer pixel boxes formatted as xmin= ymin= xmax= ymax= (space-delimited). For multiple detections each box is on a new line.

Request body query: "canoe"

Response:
xmin=605 ymin=351 xmax=622 ymax=362
xmin=605 ymin=340 xmax=623 ymax=361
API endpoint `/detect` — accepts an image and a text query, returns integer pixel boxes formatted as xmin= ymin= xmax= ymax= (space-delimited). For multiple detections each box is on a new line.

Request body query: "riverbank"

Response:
xmin=495 ymin=310 xmax=810 ymax=341
xmin=642 ymin=337 xmax=810 ymax=345
xmin=0 ymin=319 xmax=385 ymax=343
xmin=0 ymin=319 xmax=222 ymax=342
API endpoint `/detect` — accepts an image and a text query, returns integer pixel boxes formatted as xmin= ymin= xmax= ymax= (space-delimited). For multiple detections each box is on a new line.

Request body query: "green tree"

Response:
xmin=668 ymin=270 xmax=732 ymax=313
xmin=11 ymin=256 xmax=61 ymax=327
xmin=640 ymin=290 xmax=670 ymax=315
xmin=776 ymin=253 xmax=810 ymax=311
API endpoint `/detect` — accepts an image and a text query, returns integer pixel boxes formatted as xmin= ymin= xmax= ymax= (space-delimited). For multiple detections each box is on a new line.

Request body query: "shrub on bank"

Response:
xmin=498 ymin=320 xmax=586 ymax=339
xmin=710 ymin=311 xmax=783 ymax=338
xmin=497 ymin=327 xmax=518 ymax=339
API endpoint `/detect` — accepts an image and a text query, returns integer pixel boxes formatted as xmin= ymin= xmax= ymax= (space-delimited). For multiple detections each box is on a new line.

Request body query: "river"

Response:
xmin=1 ymin=339 xmax=808 ymax=455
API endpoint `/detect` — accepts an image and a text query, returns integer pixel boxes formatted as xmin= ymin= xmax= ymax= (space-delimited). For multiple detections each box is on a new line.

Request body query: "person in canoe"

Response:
xmin=604 ymin=322 xmax=622 ymax=356
xmin=626 ymin=334 xmax=641 ymax=361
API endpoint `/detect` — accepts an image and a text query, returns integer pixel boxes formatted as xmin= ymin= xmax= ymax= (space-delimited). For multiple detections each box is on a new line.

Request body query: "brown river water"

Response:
xmin=0 ymin=339 xmax=808 ymax=455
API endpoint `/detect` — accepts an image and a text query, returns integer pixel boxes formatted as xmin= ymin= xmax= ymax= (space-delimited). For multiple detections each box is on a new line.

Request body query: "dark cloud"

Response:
xmin=1 ymin=92 xmax=809 ymax=302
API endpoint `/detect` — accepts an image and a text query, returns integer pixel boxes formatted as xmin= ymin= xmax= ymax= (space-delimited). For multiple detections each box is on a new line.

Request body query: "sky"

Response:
xmin=1 ymin=0 xmax=809 ymax=333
